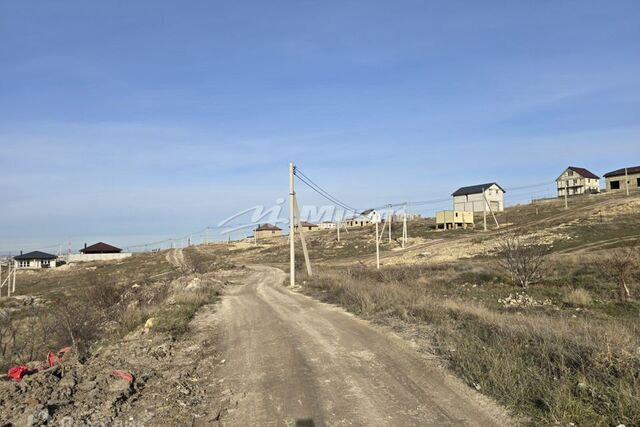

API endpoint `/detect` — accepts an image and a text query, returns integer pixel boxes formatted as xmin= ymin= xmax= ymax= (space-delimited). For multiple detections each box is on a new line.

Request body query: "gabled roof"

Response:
xmin=255 ymin=223 xmax=282 ymax=231
xmin=559 ymin=166 xmax=600 ymax=180
xmin=14 ymin=251 xmax=57 ymax=260
xmin=452 ymin=183 xmax=505 ymax=197
xmin=296 ymin=221 xmax=318 ymax=227
xmin=80 ymin=242 xmax=122 ymax=254
xmin=603 ymin=166 xmax=640 ymax=178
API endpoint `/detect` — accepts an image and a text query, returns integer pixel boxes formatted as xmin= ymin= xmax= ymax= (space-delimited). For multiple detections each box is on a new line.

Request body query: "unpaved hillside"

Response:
xmin=0 ymin=248 xmax=244 ymax=425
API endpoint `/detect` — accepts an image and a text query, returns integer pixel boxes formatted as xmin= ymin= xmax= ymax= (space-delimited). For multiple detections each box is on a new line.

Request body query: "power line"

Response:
xmin=293 ymin=168 xmax=361 ymax=214
xmin=505 ymin=181 xmax=556 ymax=191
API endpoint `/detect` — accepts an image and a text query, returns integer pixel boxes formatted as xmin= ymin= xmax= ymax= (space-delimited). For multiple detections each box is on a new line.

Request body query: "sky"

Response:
xmin=1 ymin=0 xmax=639 ymax=253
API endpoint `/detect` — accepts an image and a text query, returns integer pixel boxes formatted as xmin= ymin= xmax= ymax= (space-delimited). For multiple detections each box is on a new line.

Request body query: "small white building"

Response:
xmin=345 ymin=216 xmax=372 ymax=227
xmin=14 ymin=251 xmax=58 ymax=269
xmin=319 ymin=221 xmax=337 ymax=230
xmin=556 ymin=167 xmax=600 ymax=197
xmin=452 ymin=183 xmax=505 ymax=213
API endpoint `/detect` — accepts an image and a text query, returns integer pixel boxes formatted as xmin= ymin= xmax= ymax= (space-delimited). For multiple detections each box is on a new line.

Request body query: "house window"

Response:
xmin=42 ymin=259 xmax=50 ymax=267
xmin=637 ymin=178 xmax=640 ymax=187
xmin=610 ymin=180 xmax=621 ymax=190
xmin=18 ymin=260 xmax=29 ymax=268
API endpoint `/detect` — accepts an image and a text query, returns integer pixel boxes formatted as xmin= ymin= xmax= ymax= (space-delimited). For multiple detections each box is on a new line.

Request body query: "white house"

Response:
xmin=556 ymin=167 xmax=600 ymax=197
xmin=452 ymin=183 xmax=505 ymax=213
xmin=319 ymin=221 xmax=337 ymax=230
xmin=14 ymin=251 xmax=58 ymax=269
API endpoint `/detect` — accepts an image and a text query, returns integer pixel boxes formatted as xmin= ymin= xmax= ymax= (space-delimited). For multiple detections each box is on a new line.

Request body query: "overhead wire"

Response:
xmin=293 ymin=167 xmax=361 ymax=214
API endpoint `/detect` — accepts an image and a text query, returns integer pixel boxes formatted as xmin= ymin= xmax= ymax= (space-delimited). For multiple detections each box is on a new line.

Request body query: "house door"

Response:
xmin=490 ymin=201 xmax=500 ymax=212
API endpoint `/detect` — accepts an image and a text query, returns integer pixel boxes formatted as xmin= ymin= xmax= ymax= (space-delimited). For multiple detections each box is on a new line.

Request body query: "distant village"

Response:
xmin=4 ymin=164 xmax=639 ymax=269
xmin=254 ymin=164 xmax=639 ymax=238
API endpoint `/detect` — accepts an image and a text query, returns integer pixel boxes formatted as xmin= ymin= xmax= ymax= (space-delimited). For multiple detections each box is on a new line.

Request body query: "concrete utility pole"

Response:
xmin=371 ymin=210 xmax=381 ymax=269
xmin=564 ymin=181 xmax=568 ymax=210
xmin=294 ymin=196 xmax=312 ymax=276
xmin=402 ymin=205 xmax=407 ymax=249
xmin=375 ymin=221 xmax=380 ymax=269
xmin=289 ymin=162 xmax=296 ymax=288
xmin=483 ymin=187 xmax=487 ymax=232
xmin=388 ymin=209 xmax=392 ymax=244
xmin=482 ymin=191 xmax=500 ymax=228
xmin=337 ymin=218 xmax=340 ymax=242
xmin=0 ymin=262 xmax=17 ymax=298
xmin=625 ymin=167 xmax=630 ymax=196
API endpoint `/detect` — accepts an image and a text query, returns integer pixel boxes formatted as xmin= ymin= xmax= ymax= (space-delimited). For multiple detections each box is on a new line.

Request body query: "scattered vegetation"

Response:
xmin=597 ymin=245 xmax=639 ymax=302
xmin=497 ymin=233 xmax=549 ymax=289
xmin=564 ymin=288 xmax=593 ymax=307
xmin=0 ymin=248 xmax=229 ymax=370
xmin=301 ymin=264 xmax=640 ymax=426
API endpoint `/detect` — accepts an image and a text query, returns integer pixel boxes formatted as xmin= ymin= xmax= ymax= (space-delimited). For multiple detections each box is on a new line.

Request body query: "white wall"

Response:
xmin=556 ymin=169 xmax=600 ymax=196
xmin=453 ymin=184 xmax=504 ymax=212
xmin=15 ymin=259 xmax=57 ymax=269
xmin=64 ymin=253 xmax=132 ymax=263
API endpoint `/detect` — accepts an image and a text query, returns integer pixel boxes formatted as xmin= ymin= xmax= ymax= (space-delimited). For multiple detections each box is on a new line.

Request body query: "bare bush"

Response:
xmin=597 ymin=245 xmax=638 ymax=302
xmin=497 ymin=233 xmax=548 ymax=289
xmin=50 ymin=278 xmax=124 ymax=359
xmin=50 ymin=298 xmax=99 ymax=359
xmin=84 ymin=276 xmax=124 ymax=323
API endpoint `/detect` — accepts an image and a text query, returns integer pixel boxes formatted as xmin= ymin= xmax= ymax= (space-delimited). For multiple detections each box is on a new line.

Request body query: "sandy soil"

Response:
xmin=213 ymin=266 xmax=513 ymax=426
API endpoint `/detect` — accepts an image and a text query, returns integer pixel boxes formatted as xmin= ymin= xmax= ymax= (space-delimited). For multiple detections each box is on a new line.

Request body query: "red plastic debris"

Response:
xmin=47 ymin=352 xmax=58 ymax=368
xmin=5 ymin=346 xmax=74 ymax=382
xmin=111 ymin=370 xmax=134 ymax=382
xmin=7 ymin=366 xmax=29 ymax=382
xmin=58 ymin=347 xmax=72 ymax=355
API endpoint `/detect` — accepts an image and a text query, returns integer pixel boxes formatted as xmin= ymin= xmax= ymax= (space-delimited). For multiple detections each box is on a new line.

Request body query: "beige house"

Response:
xmin=345 ymin=216 xmax=372 ymax=227
xmin=319 ymin=221 xmax=337 ymax=230
xmin=294 ymin=221 xmax=320 ymax=232
xmin=436 ymin=210 xmax=474 ymax=230
xmin=453 ymin=183 xmax=505 ymax=213
xmin=14 ymin=251 xmax=58 ymax=269
xmin=254 ymin=224 xmax=283 ymax=239
xmin=603 ymin=166 xmax=640 ymax=192
xmin=556 ymin=167 xmax=600 ymax=197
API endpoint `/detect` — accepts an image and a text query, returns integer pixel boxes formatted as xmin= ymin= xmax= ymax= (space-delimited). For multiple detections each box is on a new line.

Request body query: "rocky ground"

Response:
xmin=0 ymin=250 xmax=245 ymax=426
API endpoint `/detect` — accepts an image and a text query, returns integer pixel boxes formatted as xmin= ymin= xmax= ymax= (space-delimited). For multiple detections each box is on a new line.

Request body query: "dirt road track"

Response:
xmin=214 ymin=266 xmax=512 ymax=426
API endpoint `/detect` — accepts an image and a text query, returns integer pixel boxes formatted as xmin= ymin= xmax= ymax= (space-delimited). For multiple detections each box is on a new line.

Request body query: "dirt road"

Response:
xmin=214 ymin=266 xmax=512 ymax=426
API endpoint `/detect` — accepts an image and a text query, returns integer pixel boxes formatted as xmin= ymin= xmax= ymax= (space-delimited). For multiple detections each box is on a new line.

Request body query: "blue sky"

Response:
xmin=1 ymin=0 xmax=639 ymax=253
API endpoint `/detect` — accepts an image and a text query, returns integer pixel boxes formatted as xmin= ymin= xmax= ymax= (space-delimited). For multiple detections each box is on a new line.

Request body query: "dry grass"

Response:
xmin=0 ymin=248 xmax=230 ymax=370
xmin=154 ymin=283 xmax=222 ymax=335
xmin=565 ymin=288 xmax=593 ymax=307
xmin=302 ymin=266 xmax=640 ymax=426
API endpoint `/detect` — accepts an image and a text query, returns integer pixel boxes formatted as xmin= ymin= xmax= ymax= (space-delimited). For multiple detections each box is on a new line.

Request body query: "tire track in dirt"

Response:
xmin=213 ymin=266 xmax=513 ymax=426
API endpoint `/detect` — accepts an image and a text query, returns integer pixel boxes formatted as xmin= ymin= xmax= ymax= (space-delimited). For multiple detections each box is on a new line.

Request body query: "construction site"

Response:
xmin=2 ymin=2 xmax=639 ymax=426
xmin=0 ymin=175 xmax=638 ymax=425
